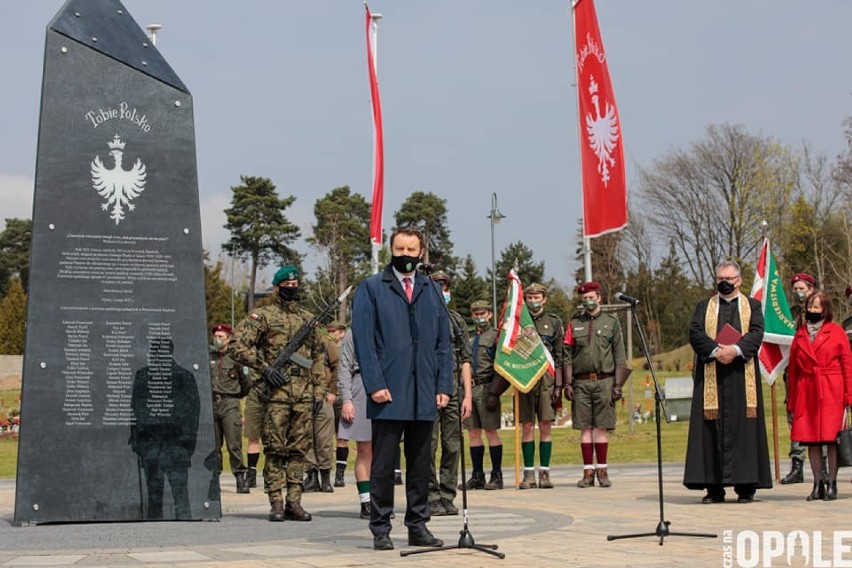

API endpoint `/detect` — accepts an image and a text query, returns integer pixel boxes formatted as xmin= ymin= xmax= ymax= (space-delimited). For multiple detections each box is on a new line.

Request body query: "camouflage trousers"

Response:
xmin=429 ymin=387 xmax=461 ymax=502
xmin=262 ymin=398 xmax=313 ymax=502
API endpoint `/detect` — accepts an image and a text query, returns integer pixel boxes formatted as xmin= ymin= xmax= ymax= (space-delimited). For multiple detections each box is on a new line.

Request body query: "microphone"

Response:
xmin=614 ymin=292 xmax=641 ymax=306
xmin=416 ymin=262 xmax=435 ymax=274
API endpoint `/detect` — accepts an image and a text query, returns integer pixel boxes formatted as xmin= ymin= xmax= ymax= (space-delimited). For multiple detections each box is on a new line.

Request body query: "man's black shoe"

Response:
xmin=408 ymin=529 xmax=444 ymax=547
xmin=701 ymin=492 xmax=725 ymax=504
xmin=736 ymin=495 xmax=754 ymax=504
xmin=373 ymin=533 xmax=394 ymax=551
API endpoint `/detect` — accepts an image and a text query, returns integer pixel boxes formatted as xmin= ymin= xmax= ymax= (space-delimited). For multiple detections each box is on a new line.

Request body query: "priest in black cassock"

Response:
xmin=683 ymin=260 xmax=772 ymax=504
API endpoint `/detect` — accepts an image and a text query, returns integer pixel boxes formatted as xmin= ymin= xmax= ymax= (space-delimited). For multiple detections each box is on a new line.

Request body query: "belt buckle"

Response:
xmin=589 ymin=373 xmax=598 ymax=381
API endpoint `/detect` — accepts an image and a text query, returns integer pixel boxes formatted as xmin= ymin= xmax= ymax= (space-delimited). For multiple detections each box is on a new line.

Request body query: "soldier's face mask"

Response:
xmin=278 ymin=285 xmax=299 ymax=302
xmin=526 ymin=301 xmax=543 ymax=313
xmin=442 ymin=291 xmax=451 ymax=304
xmin=212 ymin=338 xmax=227 ymax=350
xmin=582 ymin=298 xmax=598 ymax=311
xmin=793 ymin=290 xmax=809 ymax=304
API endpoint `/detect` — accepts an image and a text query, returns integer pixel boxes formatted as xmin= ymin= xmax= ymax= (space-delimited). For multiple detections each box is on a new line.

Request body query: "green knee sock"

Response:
xmin=539 ymin=441 xmax=553 ymax=468
xmin=522 ymin=441 xmax=535 ymax=468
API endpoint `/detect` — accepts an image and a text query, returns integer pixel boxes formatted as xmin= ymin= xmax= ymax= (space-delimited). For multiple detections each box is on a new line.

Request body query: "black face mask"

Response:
xmin=391 ymin=255 xmax=419 ymax=274
xmin=716 ymin=280 xmax=736 ymax=295
xmin=805 ymin=311 xmax=823 ymax=324
xmin=278 ymin=286 xmax=299 ymax=302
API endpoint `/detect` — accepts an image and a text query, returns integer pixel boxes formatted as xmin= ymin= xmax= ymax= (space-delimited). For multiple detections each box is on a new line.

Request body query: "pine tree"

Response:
xmin=222 ymin=176 xmax=301 ymax=311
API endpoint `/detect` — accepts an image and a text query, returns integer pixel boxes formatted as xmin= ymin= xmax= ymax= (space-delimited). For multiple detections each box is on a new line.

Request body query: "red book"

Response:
xmin=716 ymin=323 xmax=743 ymax=345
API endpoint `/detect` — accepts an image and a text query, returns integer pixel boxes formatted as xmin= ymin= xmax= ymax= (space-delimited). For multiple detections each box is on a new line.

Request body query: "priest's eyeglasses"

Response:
xmin=715 ymin=276 xmax=739 ymax=283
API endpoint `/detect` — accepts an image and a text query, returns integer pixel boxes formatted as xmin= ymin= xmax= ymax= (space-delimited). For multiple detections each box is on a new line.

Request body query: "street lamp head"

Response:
xmin=371 ymin=13 xmax=383 ymax=21
xmin=146 ymin=23 xmax=162 ymax=46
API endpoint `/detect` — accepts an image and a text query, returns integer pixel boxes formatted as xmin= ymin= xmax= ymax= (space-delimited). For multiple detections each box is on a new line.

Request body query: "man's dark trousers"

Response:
xmin=370 ymin=419 xmax=434 ymax=536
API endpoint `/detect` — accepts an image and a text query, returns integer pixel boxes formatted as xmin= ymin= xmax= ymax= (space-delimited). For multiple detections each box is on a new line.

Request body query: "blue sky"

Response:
xmin=1 ymin=1 xmax=849 ymax=289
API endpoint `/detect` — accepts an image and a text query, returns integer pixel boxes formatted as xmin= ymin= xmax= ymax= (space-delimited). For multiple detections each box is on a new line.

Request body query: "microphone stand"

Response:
xmin=606 ymin=299 xmax=716 ymax=546
xmin=401 ymin=265 xmax=504 ymax=559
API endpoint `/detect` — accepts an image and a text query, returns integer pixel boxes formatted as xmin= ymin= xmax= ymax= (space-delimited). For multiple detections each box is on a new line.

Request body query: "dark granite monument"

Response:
xmin=14 ymin=0 xmax=220 ymax=524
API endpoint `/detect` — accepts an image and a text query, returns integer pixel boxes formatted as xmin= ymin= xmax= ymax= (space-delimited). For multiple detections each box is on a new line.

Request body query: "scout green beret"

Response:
xmin=525 ymin=282 xmax=547 ymax=295
xmin=470 ymin=300 xmax=491 ymax=311
xmin=431 ymin=270 xmax=451 ymax=285
xmin=272 ymin=265 xmax=299 ymax=286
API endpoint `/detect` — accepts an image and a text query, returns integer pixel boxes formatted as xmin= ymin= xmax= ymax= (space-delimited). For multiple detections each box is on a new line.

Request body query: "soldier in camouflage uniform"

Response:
xmin=427 ymin=271 xmax=472 ymax=516
xmin=210 ymin=323 xmax=251 ymax=494
xmin=560 ymin=281 xmax=629 ymax=488
xmin=464 ymin=300 xmax=504 ymax=490
xmin=488 ymin=282 xmax=563 ymax=489
xmin=228 ymin=266 xmax=327 ymax=522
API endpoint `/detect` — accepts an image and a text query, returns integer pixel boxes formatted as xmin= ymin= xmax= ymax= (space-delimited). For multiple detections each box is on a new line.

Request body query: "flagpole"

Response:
xmin=366 ymin=4 xmax=384 ymax=275
xmin=761 ymin=222 xmax=782 ymax=483
xmin=572 ymin=1 xmax=593 ymax=282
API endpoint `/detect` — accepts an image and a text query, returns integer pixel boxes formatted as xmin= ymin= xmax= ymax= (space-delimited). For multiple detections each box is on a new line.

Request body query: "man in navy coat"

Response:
xmin=352 ymin=227 xmax=454 ymax=551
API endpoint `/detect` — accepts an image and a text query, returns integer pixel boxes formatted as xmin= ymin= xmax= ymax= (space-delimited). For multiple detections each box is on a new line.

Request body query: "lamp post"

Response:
xmin=487 ymin=193 xmax=506 ymax=317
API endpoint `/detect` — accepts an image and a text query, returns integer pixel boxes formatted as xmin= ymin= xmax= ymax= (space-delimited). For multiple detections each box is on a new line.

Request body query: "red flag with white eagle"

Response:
xmin=749 ymin=238 xmax=796 ymax=385
xmin=365 ymin=4 xmax=384 ymax=246
xmin=573 ymin=0 xmax=627 ymax=238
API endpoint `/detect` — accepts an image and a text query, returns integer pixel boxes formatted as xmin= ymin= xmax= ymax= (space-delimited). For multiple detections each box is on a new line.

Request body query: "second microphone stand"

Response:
xmin=606 ymin=298 xmax=716 ymax=546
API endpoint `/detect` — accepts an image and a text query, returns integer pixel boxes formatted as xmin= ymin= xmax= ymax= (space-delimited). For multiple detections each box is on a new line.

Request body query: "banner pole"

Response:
xmin=771 ymin=383 xmax=780 ymax=482
xmin=514 ymin=389 xmax=521 ymax=489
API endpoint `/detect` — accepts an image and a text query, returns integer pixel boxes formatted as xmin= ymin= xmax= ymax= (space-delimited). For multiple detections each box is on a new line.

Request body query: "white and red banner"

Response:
xmin=749 ymin=238 xmax=797 ymax=385
xmin=365 ymin=4 xmax=384 ymax=246
xmin=573 ymin=0 xmax=627 ymax=238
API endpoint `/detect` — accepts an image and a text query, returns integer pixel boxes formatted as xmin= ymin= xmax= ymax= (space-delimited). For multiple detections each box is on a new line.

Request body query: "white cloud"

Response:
xmin=0 ymin=173 xmax=34 ymax=223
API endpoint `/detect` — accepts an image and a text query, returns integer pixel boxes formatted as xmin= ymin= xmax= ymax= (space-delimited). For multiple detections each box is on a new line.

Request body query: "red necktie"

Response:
xmin=403 ymin=277 xmax=413 ymax=302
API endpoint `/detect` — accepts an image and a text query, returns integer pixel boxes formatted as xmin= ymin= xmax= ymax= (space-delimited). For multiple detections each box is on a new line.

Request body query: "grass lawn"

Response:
xmin=0 ymin=375 xmax=794 ymax=479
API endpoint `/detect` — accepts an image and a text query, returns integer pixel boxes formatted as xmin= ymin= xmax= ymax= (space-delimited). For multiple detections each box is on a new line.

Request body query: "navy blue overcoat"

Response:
xmin=352 ymin=266 xmax=453 ymax=421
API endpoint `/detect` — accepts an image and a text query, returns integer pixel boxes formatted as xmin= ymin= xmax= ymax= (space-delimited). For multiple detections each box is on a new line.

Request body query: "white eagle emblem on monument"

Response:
xmin=584 ymin=76 xmax=619 ymax=186
xmin=90 ymin=134 xmax=147 ymax=225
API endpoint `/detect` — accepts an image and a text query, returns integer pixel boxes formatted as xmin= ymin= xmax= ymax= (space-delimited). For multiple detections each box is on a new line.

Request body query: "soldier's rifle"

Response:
xmin=257 ymin=285 xmax=354 ymax=400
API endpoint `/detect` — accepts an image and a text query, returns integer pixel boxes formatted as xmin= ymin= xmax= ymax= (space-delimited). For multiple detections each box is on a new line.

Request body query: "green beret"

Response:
xmin=525 ymin=282 xmax=547 ymax=295
xmin=470 ymin=300 xmax=491 ymax=311
xmin=272 ymin=265 xmax=299 ymax=285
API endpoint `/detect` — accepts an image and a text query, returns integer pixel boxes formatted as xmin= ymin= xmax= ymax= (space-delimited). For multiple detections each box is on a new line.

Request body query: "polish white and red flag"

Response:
xmin=365 ymin=4 xmax=384 ymax=246
xmin=573 ymin=0 xmax=627 ymax=237
xmin=750 ymin=238 xmax=797 ymax=385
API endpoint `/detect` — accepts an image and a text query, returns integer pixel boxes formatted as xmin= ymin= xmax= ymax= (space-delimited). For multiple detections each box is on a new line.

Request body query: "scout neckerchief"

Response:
xmin=703 ymin=292 xmax=757 ymax=420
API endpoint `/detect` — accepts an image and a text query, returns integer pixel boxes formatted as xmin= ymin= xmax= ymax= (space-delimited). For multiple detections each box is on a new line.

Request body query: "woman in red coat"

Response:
xmin=787 ymin=291 xmax=852 ymax=501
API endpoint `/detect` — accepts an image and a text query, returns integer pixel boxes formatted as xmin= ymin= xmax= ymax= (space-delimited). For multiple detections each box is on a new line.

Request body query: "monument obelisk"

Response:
xmin=14 ymin=0 xmax=219 ymax=524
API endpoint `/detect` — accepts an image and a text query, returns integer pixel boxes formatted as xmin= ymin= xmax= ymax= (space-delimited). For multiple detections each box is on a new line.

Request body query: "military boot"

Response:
xmin=285 ymin=500 xmax=312 ymax=521
xmin=268 ymin=491 xmax=285 ymax=522
xmin=519 ymin=469 xmax=537 ymax=489
xmin=596 ymin=467 xmax=612 ymax=488
xmin=320 ymin=469 xmax=334 ymax=493
xmin=236 ymin=471 xmax=250 ymax=494
xmin=538 ymin=469 xmax=554 ymax=489
xmin=577 ymin=469 xmax=595 ymax=488
xmin=459 ymin=471 xmax=486 ymax=490
xmin=246 ymin=467 xmax=258 ymax=488
xmin=780 ymin=458 xmax=804 ymax=484
xmin=303 ymin=469 xmax=320 ymax=492
xmin=334 ymin=463 xmax=346 ymax=487
xmin=484 ymin=471 xmax=504 ymax=490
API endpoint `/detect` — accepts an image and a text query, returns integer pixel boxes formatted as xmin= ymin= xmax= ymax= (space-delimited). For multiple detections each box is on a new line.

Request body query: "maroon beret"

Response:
xmin=790 ymin=273 xmax=815 ymax=286
xmin=577 ymin=281 xmax=601 ymax=294
xmin=211 ymin=323 xmax=233 ymax=335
